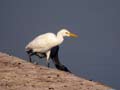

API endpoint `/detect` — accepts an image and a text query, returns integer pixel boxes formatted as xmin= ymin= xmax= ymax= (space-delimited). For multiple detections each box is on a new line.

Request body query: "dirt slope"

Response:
xmin=0 ymin=52 xmax=114 ymax=90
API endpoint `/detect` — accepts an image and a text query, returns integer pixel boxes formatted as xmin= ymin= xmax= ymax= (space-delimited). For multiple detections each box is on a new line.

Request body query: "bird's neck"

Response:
xmin=56 ymin=32 xmax=64 ymax=45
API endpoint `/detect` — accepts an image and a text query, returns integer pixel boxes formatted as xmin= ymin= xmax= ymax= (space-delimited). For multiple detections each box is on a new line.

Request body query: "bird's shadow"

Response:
xmin=50 ymin=46 xmax=71 ymax=73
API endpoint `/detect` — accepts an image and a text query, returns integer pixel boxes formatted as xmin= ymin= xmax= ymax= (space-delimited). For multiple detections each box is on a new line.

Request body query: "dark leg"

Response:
xmin=26 ymin=49 xmax=36 ymax=63
xmin=37 ymin=53 xmax=50 ymax=68
xmin=27 ymin=52 xmax=36 ymax=62
xmin=35 ymin=53 xmax=46 ymax=65
xmin=28 ymin=54 xmax=32 ymax=62
xmin=26 ymin=49 xmax=47 ymax=64
xmin=47 ymin=62 xmax=50 ymax=68
xmin=35 ymin=53 xmax=46 ymax=59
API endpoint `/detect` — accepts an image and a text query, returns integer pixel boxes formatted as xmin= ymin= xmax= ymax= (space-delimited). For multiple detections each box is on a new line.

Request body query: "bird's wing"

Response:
xmin=26 ymin=33 xmax=57 ymax=52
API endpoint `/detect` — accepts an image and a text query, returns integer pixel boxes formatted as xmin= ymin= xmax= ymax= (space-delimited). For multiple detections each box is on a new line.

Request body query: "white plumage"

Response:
xmin=26 ymin=33 xmax=58 ymax=52
xmin=25 ymin=29 xmax=78 ymax=66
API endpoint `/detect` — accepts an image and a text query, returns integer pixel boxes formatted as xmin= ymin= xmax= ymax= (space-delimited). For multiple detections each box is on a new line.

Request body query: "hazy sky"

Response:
xmin=0 ymin=0 xmax=120 ymax=89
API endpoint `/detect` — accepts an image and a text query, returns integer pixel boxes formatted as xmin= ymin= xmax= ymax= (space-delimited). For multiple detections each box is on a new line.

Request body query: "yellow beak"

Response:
xmin=69 ymin=32 xmax=78 ymax=38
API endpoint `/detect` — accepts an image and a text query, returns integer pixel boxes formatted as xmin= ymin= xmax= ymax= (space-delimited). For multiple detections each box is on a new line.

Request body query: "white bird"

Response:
xmin=25 ymin=29 xmax=78 ymax=67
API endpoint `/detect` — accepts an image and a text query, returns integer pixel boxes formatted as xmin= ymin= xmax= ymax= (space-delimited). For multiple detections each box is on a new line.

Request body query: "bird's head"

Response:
xmin=59 ymin=29 xmax=78 ymax=38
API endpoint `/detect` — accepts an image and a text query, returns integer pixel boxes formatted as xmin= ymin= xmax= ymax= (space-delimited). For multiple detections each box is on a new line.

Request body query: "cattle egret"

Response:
xmin=25 ymin=29 xmax=78 ymax=67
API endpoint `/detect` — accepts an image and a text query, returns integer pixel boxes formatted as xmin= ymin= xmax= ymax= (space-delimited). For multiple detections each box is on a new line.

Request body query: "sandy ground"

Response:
xmin=0 ymin=52 xmax=114 ymax=90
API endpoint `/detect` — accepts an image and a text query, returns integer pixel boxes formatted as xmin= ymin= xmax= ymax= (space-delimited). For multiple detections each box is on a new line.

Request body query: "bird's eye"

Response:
xmin=65 ymin=32 xmax=69 ymax=34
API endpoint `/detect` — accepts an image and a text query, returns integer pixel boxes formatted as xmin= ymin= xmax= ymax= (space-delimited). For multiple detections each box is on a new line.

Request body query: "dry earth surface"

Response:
xmin=0 ymin=52 xmax=114 ymax=90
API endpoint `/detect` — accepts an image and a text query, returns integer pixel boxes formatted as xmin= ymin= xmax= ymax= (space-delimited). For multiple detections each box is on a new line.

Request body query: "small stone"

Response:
xmin=57 ymin=74 xmax=60 ymax=77
xmin=47 ymin=76 xmax=51 ymax=78
xmin=63 ymin=85 xmax=67 ymax=87
xmin=49 ymin=87 xmax=54 ymax=90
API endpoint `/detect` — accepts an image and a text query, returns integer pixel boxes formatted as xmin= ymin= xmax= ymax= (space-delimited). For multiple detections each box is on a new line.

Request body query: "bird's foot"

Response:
xmin=33 ymin=61 xmax=39 ymax=65
xmin=47 ymin=62 xmax=50 ymax=68
xmin=29 ymin=58 xmax=32 ymax=63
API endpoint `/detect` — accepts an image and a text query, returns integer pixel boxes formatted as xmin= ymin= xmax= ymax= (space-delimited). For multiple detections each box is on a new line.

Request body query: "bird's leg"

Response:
xmin=26 ymin=49 xmax=35 ymax=63
xmin=29 ymin=55 xmax=32 ymax=62
xmin=28 ymin=52 xmax=36 ymax=63
xmin=47 ymin=62 xmax=50 ymax=68
xmin=36 ymin=53 xmax=46 ymax=58
xmin=46 ymin=50 xmax=51 ymax=68
xmin=27 ymin=51 xmax=38 ymax=63
xmin=34 ymin=53 xmax=46 ymax=65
